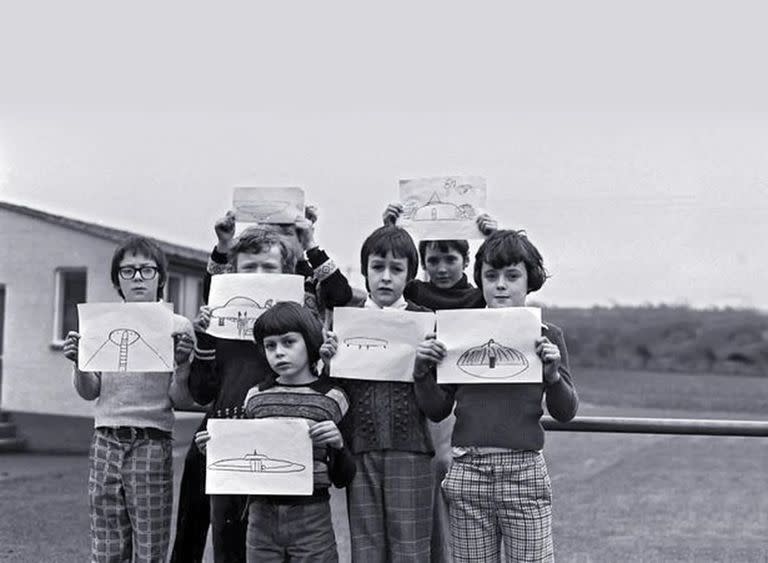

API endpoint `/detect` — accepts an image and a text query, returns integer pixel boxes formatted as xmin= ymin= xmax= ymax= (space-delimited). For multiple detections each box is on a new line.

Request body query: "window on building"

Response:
xmin=53 ymin=269 xmax=87 ymax=343
xmin=166 ymin=274 xmax=183 ymax=315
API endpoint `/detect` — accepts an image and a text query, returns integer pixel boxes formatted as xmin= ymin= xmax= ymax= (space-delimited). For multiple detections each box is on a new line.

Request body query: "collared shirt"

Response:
xmin=363 ymin=295 xmax=408 ymax=310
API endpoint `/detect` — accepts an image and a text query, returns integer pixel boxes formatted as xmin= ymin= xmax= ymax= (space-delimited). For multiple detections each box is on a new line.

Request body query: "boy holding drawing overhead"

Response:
xmin=186 ymin=210 xmax=355 ymax=563
xmin=322 ymin=225 xmax=442 ymax=562
xmin=62 ymin=236 xmax=195 ymax=563
xmin=413 ymin=229 xmax=578 ymax=562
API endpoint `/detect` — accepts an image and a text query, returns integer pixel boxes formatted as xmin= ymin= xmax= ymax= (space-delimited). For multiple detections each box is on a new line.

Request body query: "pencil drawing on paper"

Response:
xmin=343 ymin=336 xmax=389 ymax=350
xmin=208 ymin=450 xmax=306 ymax=474
xmin=442 ymin=177 xmax=478 ymax=196
xmin=82 ymin=328 xmax=172 ymax=372
xmin=235 ymin=201 xmax=291 ymax=223
xmin=403 ymin=192 xmax=476 ymax=223
xmin=456 ymin=338 xmax=529 ymax=379
xmin=210 ymin=296 xmax=275 ymax=338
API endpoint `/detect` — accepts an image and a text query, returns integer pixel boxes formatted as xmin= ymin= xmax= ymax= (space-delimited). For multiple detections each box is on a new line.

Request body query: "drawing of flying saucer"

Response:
xmin=236 ymin=201 xmax=291 ymax=222
xmin=344 ymin=336 xmax=389 ymax=350
xmin=208 ymin=450 xmax=306 ymax=473
xmin=457 ymin=339 xmax=529 ymax=379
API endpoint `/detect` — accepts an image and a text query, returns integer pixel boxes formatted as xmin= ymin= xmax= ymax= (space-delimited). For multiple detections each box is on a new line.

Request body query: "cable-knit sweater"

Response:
xmin=336 ymin=301 xmax=436 ymax=455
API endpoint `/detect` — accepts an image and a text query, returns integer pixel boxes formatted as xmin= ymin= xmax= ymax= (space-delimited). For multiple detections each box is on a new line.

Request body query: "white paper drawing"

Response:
xmin=233 ymin=187 xmax=305 ymax=225
xmin=77 ymin=302 xmax=175 ymax=372
xmin=207 ymin=274 xmax=305 ymax=340
xmin=331 ymin=307 xmax=436 ymax=382
xmin=436 ymin=307 xmax=543 ymax=384
xmin=206 ymin=418 xmax=313 ymax=495
xmin=398 ymin=176 xmax=487 ymax=240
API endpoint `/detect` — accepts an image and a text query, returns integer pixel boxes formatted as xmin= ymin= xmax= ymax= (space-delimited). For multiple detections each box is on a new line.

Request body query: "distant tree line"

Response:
xmin=540 ymin=305 xmax=768 ymax=376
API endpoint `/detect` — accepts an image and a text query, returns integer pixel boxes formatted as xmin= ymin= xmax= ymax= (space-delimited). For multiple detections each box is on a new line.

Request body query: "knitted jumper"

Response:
xmin=415 ymin=322 xmax=578 ymax=451
xmin=244 ymin=378 xmax=356 ymax=501
xmin=336 ymin=301 xmax=436 ymax=455
xmin=404 ymin=274 xmax=485 ymax=311
xmin=86 ymin=313 xmax=194 ymax=432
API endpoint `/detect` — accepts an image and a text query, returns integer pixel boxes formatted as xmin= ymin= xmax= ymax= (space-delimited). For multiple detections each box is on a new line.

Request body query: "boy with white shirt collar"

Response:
xmin=323 ymin=225 xmax=438 ymax=562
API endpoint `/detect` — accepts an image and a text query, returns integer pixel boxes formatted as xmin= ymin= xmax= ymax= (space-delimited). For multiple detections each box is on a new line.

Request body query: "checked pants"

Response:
xmin=441 ymin=450 xmax=554 ymax=563
xmin=88 ymin=428 xmax=173 ymax=563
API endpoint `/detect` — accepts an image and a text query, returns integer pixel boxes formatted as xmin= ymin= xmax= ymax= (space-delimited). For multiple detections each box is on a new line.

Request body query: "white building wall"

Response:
xmin=0 ymin=209 xmax=203 ymax=416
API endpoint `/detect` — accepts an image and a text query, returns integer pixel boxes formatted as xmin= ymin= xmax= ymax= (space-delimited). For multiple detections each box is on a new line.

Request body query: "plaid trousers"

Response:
xmin=347 ymin=450 xmax=434 ymax=563
xmin=89 ymin=428 xmax=174 ymax=563
xmin=441 ymin=450 xmax=553 ymax=563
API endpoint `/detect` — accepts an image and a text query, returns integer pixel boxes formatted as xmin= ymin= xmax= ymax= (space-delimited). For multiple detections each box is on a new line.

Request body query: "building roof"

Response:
xmin=0 ymin=200 xmax=209 ymax=268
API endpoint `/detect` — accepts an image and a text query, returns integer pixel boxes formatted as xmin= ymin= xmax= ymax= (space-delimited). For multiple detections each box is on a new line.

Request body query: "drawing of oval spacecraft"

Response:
xmin=208 ymin=450 xmax=306 ymax=473
xmin=409 ymin=192 xmax=476 ymax=222
xmin=456 ymin=338 xmax=529 ymax=379
xmin=210 ymin=297 xmax=274 ymax=335
xmin=236 ymin=201 xmax=291 ymax=222
xmin=344 ymin=336 xmax=389 ymax=350
xmin=82 ymin=327 xmax=172 ymax=372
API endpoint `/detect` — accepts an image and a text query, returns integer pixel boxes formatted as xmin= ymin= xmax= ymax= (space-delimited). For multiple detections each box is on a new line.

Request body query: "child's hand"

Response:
xmin=536 ymin=336 xmax=562 ymax=385
xmin=309 ymin=421 xmax=343 ymax=449
xmin=320 ymin=330 xmax=338 ymax=363
xmin=304 ymin=204 xmax=318 ymax=225
xmin=63 ymin=331 xmax=81 ymax=364
xmin=194 ymin=430 xmax=211 ymax=454
xmin=382 ymin=202 xmax=404 ymax=226
xmin=476 ymin=213 xmax=498 ymax=237
xmin=295 ymin=213 xmax=316 ymax=251
xmin=214 ymin=211 xmax=236 ymax=253
xmin=413 ymin=333 xmax=447 ymax=380
xmin=173 ymin=331 xmax=194 ymax=365
xmin=193 ymin=306 xmax=212 ymax=333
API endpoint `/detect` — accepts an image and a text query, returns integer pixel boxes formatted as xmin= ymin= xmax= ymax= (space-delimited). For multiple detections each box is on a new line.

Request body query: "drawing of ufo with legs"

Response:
xmin=456 ymin=338 xmax=529 ymax=379
xmin=208 ymin=450 xmax=306 ymax=474
xmin=343 ymin=336 xmax=388 ymax=350
xmin=210 ymin=297 xmax=275 ymax=338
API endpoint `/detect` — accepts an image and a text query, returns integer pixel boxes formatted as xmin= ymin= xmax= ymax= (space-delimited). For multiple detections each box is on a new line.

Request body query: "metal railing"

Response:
xmin=541 ymin=415 xmax=768 ymax=437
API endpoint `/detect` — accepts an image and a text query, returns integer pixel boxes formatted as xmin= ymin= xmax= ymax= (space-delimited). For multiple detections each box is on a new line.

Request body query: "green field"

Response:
xmin=2 ymin=368 xmax=766 ymax=562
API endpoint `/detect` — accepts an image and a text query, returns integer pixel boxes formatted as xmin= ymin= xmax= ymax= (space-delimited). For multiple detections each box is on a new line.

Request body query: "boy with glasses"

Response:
xmin=62 ymin=236 xmax=196 ymax=563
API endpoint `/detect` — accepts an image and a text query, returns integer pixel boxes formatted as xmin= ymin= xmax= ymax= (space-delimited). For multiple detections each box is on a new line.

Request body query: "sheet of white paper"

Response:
xmin=206 ymin=418 xmax=313 ymax=495
xmin=233 ymin=187 xmax=305 ymax=225
xmin=206 ymin=273 xmax=305 ymax=340
xmin=398 ymin=176 xmax=487 ymax=240
xmin=330 ymin=307 xmax=435 ymax=382
xmin=77 ymin=302 xmax=175 ymax=372
xmin=437 ymin=307 xmax=542 ymax=384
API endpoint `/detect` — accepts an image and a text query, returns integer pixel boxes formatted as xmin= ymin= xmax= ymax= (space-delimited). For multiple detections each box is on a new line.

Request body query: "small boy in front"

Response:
xmin=323 ymin=225 xmax=439 ymax=562
xmin=62 ymin=236 xmax=195 ymax=563
xmin=414 ymin=229 xmax=578 ymax=562
xmin=196 ymin=301 xmax=355 ymax=562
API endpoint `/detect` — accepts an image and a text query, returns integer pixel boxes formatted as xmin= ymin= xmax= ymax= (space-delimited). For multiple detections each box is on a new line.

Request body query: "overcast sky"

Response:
xmin=1 ymin=2 xmax=767 ymax=309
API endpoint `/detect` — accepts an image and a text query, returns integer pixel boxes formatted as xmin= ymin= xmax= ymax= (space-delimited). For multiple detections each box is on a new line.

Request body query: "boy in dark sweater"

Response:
xmin=322 ymin=225 xmax=440 ymax=562
xmin=414 ymin=229 xmax=578 ymax=562
xmin=174 ymin=210 xmax=354 ymax=563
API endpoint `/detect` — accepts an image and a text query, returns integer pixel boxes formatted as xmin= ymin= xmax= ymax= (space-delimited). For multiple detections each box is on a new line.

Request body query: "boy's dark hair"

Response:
xmin=252 ymin=301 xmax=324 ymax=370
xmin=229 ymin=226 xmax=298 ymax=273
xmin=110 ymin=236 xmax=168 ymax=300
xmin=473 ymin=229 xmax=548 ymax=293
xmin=418 ymin=239 xmax=470 ymax=268
xmin=360 ymin=226 xmax=419 ymax=283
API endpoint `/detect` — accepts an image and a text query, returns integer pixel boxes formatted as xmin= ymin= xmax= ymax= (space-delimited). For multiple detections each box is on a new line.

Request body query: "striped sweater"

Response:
xmin=243 ymin=378 xmax=356 ymax=500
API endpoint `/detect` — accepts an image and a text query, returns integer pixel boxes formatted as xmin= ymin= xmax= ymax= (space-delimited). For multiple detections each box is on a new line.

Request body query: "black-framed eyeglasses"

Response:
xmin=118 ymin=266 xmax=159 ymax=281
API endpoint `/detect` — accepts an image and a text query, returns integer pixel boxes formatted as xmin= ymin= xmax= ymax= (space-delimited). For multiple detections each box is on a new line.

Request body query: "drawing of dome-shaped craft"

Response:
xmin=210 ymin=297 xmax=275 ymax=337
xmin=456 ymin=338 xmax=529 ymax=379
xmin=82 ymin=327 xmax=172 ymax=372
xmin=236 ymin=201 xmax=291 ymax=222
xmin=208 ymin=449 xmax=306 ymax=474
xmin=408 ymin=192 xmax=476 ymax=222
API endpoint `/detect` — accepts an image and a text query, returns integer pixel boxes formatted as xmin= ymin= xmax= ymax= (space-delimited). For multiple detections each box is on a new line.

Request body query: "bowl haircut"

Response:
xmin=473 ymin=229 xmax=548 ymax=293
xmin=252 ymin=301 xmax=324 ymax=369
xmin=359 ymin=226 xmax=419 ymax=285
xmin=228 ymin=226 xmax=298 ymax=274
xmin=110 ymin=236 xmax=168 ymax=300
